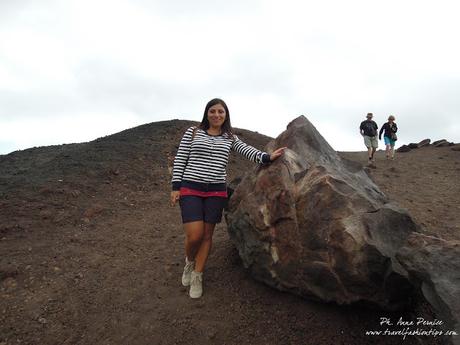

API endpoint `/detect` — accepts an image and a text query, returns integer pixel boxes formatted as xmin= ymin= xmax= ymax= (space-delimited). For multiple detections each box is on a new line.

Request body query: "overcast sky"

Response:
xmin=1 ymin=0 xmax=459 ymax=155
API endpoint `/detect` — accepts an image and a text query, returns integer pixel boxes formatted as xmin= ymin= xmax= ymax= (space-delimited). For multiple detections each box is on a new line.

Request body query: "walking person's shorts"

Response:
xmin=384 ymin=136 xmax=396 ymax=146
xmin=179 ymin=195 xmax=227 ymax=224
xmin=364 ymin=135 xmax=378 ymax=149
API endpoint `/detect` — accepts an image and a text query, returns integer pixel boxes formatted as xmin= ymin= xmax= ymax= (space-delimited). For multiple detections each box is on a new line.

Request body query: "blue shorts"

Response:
xmin=179 ymin=195 xmax=227 ymax=224
xmin=384 ymin=136 xmax=396 ymax=146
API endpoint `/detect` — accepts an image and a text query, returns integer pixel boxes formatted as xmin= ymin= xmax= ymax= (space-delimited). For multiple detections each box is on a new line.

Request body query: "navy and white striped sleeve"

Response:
xmin=171 ymin=126 xmax=194 ymax=191
xmin=231 ymin=135 xmax=271 ymax=164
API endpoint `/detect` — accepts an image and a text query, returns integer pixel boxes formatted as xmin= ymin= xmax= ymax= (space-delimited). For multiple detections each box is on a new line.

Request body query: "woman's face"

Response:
xmin=207 ymin=104 xmax=226 ymax=128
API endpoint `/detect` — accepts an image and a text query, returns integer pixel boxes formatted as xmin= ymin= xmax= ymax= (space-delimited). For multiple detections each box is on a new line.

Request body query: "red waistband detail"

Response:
xmin=179 ymin=187 xmax=228 ymax=198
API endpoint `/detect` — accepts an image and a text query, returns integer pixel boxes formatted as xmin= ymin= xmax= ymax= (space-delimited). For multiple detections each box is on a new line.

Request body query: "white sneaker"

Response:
xmin=181 ymin=257 xmax=195 ymax=286
xmin=189 ymin=270 xmax=203 ymax=298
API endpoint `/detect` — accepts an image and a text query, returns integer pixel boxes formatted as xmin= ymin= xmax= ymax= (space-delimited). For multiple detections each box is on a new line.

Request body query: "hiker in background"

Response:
xmin=170 ymin=98 xmax=287 ymax=299
xmin=379 ymin=115 xmax=398 ymax=160
xmin=359 ymin=113 xmax=379 ymax=166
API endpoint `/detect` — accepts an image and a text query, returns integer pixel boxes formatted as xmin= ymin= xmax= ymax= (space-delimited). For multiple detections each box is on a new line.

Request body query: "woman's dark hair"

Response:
xmin=192 ymin=98 xmax=234 ymax=140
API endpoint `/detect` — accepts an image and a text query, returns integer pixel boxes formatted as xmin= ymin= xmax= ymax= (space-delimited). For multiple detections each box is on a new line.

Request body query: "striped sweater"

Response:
xmin=171 ymin=126 xmax=271 ymax=191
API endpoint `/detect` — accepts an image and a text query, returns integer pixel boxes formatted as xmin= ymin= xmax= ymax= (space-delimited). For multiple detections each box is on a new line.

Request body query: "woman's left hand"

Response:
xmin=270 ymin=147 xmax=288 ymax=161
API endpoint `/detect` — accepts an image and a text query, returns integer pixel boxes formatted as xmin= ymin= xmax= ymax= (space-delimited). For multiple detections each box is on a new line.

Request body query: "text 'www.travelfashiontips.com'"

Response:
xmin=365 ymin=317 xmax=458 ymax=340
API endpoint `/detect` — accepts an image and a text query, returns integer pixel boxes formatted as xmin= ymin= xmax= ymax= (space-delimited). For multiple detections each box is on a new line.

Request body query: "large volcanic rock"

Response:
xmin=224 ymin=116 xmax=420 ymax=310
xmin=396 ymin=234 xmax=460 ymax=344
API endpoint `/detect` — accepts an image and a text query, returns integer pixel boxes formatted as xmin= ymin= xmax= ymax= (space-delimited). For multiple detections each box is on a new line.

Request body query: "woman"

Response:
xmin=170 ymin=98 xmax=287 ymax=298
xmin=379 ymin=115 xmax=398 ymax=160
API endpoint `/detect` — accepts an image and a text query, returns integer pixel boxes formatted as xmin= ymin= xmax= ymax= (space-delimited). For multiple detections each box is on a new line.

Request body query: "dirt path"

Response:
xmin=1 ymin=187 xmax=439 ymax=345
xmin=340 ymin=145 xmax=460 ymax=241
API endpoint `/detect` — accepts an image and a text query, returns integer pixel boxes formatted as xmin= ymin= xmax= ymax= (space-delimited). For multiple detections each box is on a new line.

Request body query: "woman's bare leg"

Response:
xmin=184 ymin=220 xmax=204 ymax=261
xmin=194 ymin=222 xmax=216 ymax=272
xmin=386 ymin=144 xmax=391 ymax=158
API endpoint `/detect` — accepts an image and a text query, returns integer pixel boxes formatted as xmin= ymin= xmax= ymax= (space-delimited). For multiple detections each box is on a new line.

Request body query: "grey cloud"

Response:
xmin=74 ymin=59 xmax=208 ymax=118
xmin=0 ymin=89 xmax=83 ymax=121
xmin=1 ymin=0 xmax=460 ymax=155
xmin=130 ymin=0 xmax=263 ymax=16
